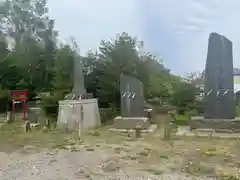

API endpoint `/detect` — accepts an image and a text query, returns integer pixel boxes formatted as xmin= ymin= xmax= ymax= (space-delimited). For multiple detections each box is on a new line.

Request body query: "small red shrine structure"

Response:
xmin=10 ymin=90 xmax=28 ymax=120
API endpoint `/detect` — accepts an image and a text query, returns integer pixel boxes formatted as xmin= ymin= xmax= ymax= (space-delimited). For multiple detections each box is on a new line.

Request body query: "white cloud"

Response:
xmin=47 ymin=0 xmax=240 ymax=75
xmin=47 ymin=0 xmax=143 ymax=53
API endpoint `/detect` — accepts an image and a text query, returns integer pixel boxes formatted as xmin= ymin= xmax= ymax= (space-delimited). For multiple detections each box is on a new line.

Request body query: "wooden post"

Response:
xmin=6 ymin=111 xmax=13 ymax=123
xmin=147 ymin=109 xmax=152 ymax=119
xmin=135 ymin=126 xmax=141 ymax=138
xmin=163 ymin=118 xmax=172 ymax=140
xmin=25 ymin=120 xmax=31 ymax=132
xmin=23 ymin=100 xmax=27 ymax=120
xmin=12 ymin=101 xmax=15 ymax=121
xmin=78 ymin=104 xmax=84 ymax=138
xmin=46 ymin=119 xmax=51 ymax=128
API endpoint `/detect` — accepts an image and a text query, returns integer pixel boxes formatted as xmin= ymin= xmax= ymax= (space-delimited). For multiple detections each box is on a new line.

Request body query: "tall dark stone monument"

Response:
xmin=204 ymin=32 xmax=235 ymax=119
xmin=120 ymin=74 xmax=145 ymax=117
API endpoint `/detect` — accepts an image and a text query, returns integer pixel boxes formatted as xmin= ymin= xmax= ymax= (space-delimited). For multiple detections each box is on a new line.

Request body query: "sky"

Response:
xmin=47 ymin=0 xmax=240 ymax=75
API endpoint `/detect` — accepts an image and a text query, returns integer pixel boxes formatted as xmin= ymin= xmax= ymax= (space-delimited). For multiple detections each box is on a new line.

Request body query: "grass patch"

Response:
xmin=1 ymin=119 xmax=240 ymax=178
xmin=146 ymin=167 xmax=164 ymax=175
xmin=136 ymin=130 xmax=240 ymax=177
xmin=0 ymin=120 xmax=79 ymax=151
xmin=173 ymin=115 xmax=189 ymax=126
xmin=0 ymin=121 xmax=129 ymax=153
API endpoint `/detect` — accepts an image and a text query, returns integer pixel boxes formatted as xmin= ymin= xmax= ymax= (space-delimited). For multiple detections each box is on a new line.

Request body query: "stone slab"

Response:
xmin=113 ymin=116 xmax=150 ymax=129
xmin=57 ymin=98 xmax=101 ymax=132
xmin=176 ymin=126 xmax=240 ymax=139
xmin=109 ymin=124 xmax=157 ymax=133
xmin=190 ymin=116 xmax=240 ymax=132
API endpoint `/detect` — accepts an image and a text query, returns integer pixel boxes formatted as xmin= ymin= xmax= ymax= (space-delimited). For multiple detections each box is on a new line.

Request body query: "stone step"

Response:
xmin=113 ymin=116 xmax=150 ymax=129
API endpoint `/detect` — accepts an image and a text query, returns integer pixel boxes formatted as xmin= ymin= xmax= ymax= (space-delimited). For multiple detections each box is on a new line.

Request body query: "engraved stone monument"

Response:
xmin=113 ymin=74 xmax=150 ymax=129
xmin=57 ymin=54 xmax=100 ymax=132
xmin=204 ymin=32 xmax=235 ymax=119
xmin=190 ymin=33 xmax=240 ymax=132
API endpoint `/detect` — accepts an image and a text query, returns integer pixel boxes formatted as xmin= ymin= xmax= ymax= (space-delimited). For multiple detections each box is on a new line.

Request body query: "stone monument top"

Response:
xmin=65 ymin=54 xmax=86 ymax=100
xmin=72 ymin=55 xmax=86 ymax=98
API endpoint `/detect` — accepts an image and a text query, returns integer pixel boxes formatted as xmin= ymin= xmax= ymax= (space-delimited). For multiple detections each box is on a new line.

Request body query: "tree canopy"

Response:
xmin=0 ymin=0 xmax=200 ymax=115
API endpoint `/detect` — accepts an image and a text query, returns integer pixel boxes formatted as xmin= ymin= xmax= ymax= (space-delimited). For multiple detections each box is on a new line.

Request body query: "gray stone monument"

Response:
xmin=57 ymin=54 xmax=101 ymax=132
xmin=204 ymin=32 xmax=235 ymax=119
xmin=113 ymin=74 xmax=150 ymax=129
xmin=27 ymin=107 xmax=42 ymax=124
xmin=120 ymin=74 xmax=145 ymax=117
xmin=65 ymin=54 xmax=86 ymax=100
xmin=72 ymin=54 xmax=86 ymax=99
xmin=190 ymin=33 xmax=240 ymax=132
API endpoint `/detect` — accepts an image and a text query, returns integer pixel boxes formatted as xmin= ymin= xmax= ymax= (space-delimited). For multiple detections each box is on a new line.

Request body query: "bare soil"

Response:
xmin=0 ymin=120 xmax=239 ymax=180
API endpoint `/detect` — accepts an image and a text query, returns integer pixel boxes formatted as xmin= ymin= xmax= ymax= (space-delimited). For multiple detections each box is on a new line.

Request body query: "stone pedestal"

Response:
xmin=6 ymin=111 xmax=13 ymax=123
xmin=57 ymin=99 xmax=101 ymax=132
xmin=113 ymin=116 xmax=150 ymax=129
xmin=190 ymin=116 xmax=240 ymax=133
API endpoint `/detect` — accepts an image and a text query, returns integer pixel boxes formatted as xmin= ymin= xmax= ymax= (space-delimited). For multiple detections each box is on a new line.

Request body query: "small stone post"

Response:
xmin=6 ymin=111 xmax=13 ymax=123
xmin=64 ymin=121 xmax=68 ymax=133
xmin=78 ymin=104 xmax=84 ymax=138
xmin=146 ymin=109 xmax=152 ymax=120
xmin=163 ymin=111 xmax=175 ymax=140
xmin=46 ymin=119 xmax=51 ymax=129
xmin=135 ymin=125 xmax=141 ymax=138
xmin=25 ymin=120 xmax=31 ymax=132
xmin=163 ymin=122 xmax=171 ymax=140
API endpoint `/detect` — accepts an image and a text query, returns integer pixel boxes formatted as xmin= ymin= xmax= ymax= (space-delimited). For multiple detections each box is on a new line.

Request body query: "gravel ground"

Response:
xmin=0 ymin=145 xmax=216 ymax=180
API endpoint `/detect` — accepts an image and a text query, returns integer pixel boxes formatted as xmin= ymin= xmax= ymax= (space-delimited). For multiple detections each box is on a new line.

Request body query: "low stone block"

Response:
xmin=190 ymin=116 xmax=240 ymax=133
xmin=113 ymin=116 xmax=150 ymax=129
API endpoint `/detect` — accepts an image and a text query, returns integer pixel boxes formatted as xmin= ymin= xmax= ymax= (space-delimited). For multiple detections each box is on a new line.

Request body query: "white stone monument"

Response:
xmin=57 ymin=55 xmax=101 ymax=132
xmin=57 ymin=99 xmax=100 ymax=131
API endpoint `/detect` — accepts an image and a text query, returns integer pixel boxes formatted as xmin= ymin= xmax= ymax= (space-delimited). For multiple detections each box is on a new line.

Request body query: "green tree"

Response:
xmin=52 ymin=44 xmax=75 ymax=92
xmin=0 ymin=0 xmax=57 ymax=92
xmin=0 ymin=0 xmax=198 ymax=116
xmin=94 ymin=33 xmax=144 ymax=108
xmin=83 ymin=32 xmax=176 ymax=108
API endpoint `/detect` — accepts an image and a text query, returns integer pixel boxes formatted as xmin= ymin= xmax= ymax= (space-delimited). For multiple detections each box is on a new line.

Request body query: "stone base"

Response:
xmin=190 ymin=116 xmax=240 ymax=133
xmin=113 ymin=116 xmax=150 ymax=129
xmin=57 ymin=99 xmax=101 ymax=132
xmin=109 ymin=124 xmax=157 ymax=133
xmin=176 ymin=126 xmax=240 ymax=138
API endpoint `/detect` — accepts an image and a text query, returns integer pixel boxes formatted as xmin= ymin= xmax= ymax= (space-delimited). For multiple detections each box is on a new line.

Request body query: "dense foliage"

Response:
xmin=0 ymin=0 xmax=201 ymax=117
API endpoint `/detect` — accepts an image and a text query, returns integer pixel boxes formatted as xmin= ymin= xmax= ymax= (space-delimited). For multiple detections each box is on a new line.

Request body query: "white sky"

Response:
xmin=47 ymin=0 xmax=240 ymax=75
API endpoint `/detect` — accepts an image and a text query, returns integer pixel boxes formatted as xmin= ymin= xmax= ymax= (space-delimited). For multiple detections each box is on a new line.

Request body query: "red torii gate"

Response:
xmin=9 ymin=90 xmax=28 ymax=120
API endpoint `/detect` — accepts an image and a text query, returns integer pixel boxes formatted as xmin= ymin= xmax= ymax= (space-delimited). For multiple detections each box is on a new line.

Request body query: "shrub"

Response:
xmin=236 ymin=106 xmax=240 ymax=117
xmin=99 ymin=108 xmax=119 ymax=124
xmin=188 ymin=102 xmax=204 ymax=115
xmin=154 ymin=105 xmax=176 ymax=114
xmin=177 ymin=107 xmax=187 ymax=115
xmin=41 ymin=91 xmax=65 ymax=118
xmin=184 ymin=109 xmax=198 ymax=117
xmin=174 ymin=114 xmax=189 ymax=126
xmin=175 ymin=114 xmax=188 ymax=121
xmin=0 ymin=88 xmax=10 ymax=112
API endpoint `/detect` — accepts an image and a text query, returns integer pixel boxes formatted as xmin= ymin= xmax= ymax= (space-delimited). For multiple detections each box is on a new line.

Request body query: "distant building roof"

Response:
xmin=201 ymin=68 xmax=240 ymax=77
xmin=196 ymin=68 xmax=240 ymax=93
xmin=234 ymin=68 xmax=240 ymax=75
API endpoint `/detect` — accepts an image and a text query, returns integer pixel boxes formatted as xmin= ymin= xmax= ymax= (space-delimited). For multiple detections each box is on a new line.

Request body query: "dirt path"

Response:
xmin=0 ymin=122 xmax=238 ymax=179
xmin=0 ymin=143 xmax=217 ymax=180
